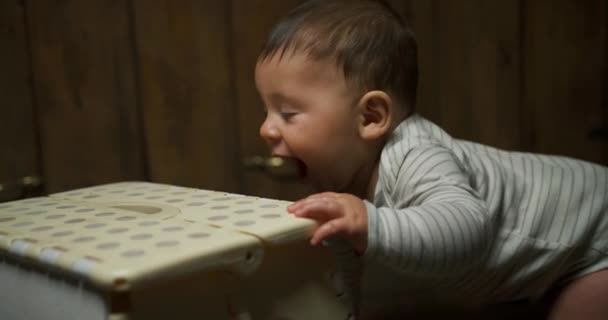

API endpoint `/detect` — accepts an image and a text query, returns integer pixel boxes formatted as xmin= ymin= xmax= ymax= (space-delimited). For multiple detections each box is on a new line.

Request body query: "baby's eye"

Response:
xmin=280 ymin=111 xmax=297 ymax=121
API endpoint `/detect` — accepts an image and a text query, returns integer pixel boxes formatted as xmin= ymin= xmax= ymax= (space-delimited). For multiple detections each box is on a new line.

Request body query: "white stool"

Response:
xmin=0 ymin=182 xmax=349 ymax=319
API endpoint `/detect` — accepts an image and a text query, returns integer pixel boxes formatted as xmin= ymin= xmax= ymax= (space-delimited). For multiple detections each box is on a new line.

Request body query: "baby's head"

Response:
xmin=258 ymin=0 xmax=418 ymax=115
xmin=255 ymin=0 xmax=418 ymax=196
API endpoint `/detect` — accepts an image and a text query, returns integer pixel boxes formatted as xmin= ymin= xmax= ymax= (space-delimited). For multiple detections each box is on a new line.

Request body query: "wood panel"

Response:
xmin=4 ymin=0 xmax=604 ymax=202
xmin=403 ymin=0 xmax=440 ymax=122
xmin=232 ymin=0 xmax=314 ymax=200
xmin=0 ymin=0 xmax=40 ymax=200
xmin=406 ymin=0 xmax=523 ymax=151
xmin=524 ymin=0 xmax=607 ymax=164
xmin=131 ymin=0 xmax=240 ymax=192
xmin=26 ymin=0 xmax=144 ymax=193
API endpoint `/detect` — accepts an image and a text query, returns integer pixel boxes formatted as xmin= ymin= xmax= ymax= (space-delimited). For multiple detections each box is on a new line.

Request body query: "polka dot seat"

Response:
xmin=0 ymin=182 xmax=349 ymax=319
xmin=0 ymin=181 xmax=320 ymax=290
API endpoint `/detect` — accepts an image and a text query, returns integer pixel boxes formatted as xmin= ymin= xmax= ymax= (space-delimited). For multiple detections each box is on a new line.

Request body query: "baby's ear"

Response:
xmin=357 ymin=90 xmax=393 ymax=140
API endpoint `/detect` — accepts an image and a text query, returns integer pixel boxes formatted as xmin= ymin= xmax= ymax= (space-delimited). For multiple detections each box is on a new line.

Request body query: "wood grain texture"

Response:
xmin=0 ymin=0 xmax=40 ymax=196
xmin=4 ymin=0 xmax=604 ymax=202
xmin=407 ymin=0 xmax=522 ymax=151
xmin=132 ymin=0 xmax=240 ymax=192
xmin=468 ymin=1 xmax=522 ymax=151
xmin=231 ymin=0 xmax=314 ymax=200
xmin=403 ymin=0 xmax=441 ymax=123
xmin=523 ymin=0 xmax=606 ymax=164
xmin=26 ymin=0 xmax=144 ymax=192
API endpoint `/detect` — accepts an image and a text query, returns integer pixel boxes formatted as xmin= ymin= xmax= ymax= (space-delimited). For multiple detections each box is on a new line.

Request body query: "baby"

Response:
xmin=254 ymin=0 xmax=608 ymax=319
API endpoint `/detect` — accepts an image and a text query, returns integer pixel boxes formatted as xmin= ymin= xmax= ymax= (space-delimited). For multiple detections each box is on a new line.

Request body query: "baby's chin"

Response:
xmin=300 ymin=169 xmax=341 ymax=192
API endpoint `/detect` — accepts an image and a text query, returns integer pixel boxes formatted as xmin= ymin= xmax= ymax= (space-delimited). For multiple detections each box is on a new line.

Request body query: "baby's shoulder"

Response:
xmin=383 ymin=125 xmax=452 ymax=165
xmin=387 ymin=114 xmax=453 ymax=149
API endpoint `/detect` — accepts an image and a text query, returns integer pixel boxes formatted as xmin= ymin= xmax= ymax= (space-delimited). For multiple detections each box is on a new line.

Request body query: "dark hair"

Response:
xmin=258 ymin=0 xmax=418 ymax=112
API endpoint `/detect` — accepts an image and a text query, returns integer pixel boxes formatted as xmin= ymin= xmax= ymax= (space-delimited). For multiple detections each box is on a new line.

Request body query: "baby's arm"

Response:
xmin=366 ymin=144 xmax=493 ymax=276
xmin=289 ymin=144 xmax=493 ymax=277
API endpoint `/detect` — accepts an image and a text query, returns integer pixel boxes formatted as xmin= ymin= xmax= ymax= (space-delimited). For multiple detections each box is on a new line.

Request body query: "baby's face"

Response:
xmin=255 ymin=52 xmax=368 ymax=192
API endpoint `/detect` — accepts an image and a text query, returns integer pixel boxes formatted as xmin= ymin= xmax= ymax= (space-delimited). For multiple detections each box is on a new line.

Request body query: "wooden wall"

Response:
xmin=1 ymin=0 xmax=606 ymax=202
xmin=1 ymin=0 xmax=39 ymax=202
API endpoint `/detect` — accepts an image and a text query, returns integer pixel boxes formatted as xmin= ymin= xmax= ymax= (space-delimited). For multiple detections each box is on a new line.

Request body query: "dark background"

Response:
xmin=1 ymin=0 xmax=606 ymax=202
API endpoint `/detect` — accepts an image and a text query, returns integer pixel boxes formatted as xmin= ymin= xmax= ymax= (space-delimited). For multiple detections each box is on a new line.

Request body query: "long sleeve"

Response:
xmin=365 ymin=144 xmax=494 ymax=277
xmin=358 ymin=115 xmax=608 ymax=311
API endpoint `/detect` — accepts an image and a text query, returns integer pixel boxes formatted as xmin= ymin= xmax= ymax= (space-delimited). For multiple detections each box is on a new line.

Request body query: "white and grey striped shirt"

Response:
xmin=354 ymin=114 xmax=607 ymax=316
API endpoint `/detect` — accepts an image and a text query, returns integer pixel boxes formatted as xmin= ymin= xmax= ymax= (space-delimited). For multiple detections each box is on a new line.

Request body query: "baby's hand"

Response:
xmin=287 ymin=192 xmax=368 ymax=254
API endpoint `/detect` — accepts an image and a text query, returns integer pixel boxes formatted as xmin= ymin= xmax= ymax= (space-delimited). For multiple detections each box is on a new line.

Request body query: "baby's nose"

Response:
xmin=259 ymin=117 xmax=281 ymax=146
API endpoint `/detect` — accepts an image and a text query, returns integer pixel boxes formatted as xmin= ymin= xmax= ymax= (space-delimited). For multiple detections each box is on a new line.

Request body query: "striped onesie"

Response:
xmin=338 ymin=114 xmax=608 ymax=317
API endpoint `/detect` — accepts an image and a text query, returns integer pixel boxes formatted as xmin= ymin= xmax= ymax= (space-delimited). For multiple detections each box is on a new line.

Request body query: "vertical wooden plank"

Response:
xmin=232 ymin=0 xmax=313 ymax=200
xmin=469 ymin=1 xmax=522 ymax=151
xmin=132 ymin=0 xmax=240 ymax=192
xmin=404 ymin=0 xmax=441 ymax=122
xmin=428 ymin=0 xmax=523 ymax=150
xmin=27 ymin=0 xmax=144 ymax=192
xmin=434 ymin=0 xmax=475 ymax=138
xmin=0 ymin=0 xmax=40 ymax=200
xmin=523 ymin=0 xmax=606 ymax=163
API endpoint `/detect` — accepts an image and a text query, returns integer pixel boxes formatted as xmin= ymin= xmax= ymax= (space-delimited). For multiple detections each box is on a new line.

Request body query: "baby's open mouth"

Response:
xmin=270 ymin=156 xmax=307 ymax=180
xmin=244 ymin=156 xmax=307 ymax=180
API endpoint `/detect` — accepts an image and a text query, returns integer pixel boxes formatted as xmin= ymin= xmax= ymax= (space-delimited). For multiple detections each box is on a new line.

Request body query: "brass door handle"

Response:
xmin=0 ymin=176 xmax=43 ymax=202
xmin=243 ymin=156 xmax=303 ymax=180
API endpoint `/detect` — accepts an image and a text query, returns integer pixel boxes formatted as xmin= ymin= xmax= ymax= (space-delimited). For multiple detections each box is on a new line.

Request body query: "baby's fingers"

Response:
xmin=288 ymin=192 xmax=338 ymax=212
xmin=310 ymin=219 xmax=347 ymax=246
xmin=290 ymin=199 xmax=342 ymax=222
